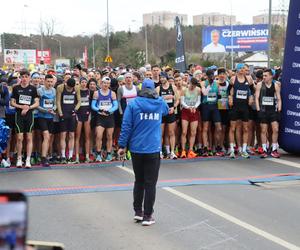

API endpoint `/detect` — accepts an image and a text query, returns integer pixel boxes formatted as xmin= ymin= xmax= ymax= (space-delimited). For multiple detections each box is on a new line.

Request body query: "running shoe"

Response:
xmin=170 ymin=152 xmax=177 ymax=160
xmin=95 ymin=154 xmax=102 ymax=162
xmin=85 ymin=157 xmax=91 ymax=163
xmin=134 ymin=211 xmax=144 ymax=222
xmin=42 ymin=158 xmax=50 ymax=167
xmin=160 ymin=151 xmax=164 ymax=159
xmin=260 ymin=151 xmax=268 ymax=158
xmin=60 ymin=157 xmax=67 ymax=164
xmin=67 ymin=158 xmax=76 ymax=164
xmin=215 ymin=150 xmax=225 ymax=157
xmin=180 ymin=150 xmax=187 ymax=158
xmin=257 ymin=147 xmax=264 ymax=154
xmin=126 ymin=150 xmax=132 ymax=160
xmin=1 ymin=159 xmax=10 ymax=168
xmin=196 ymin=148 xmax=203 ymax=156
xmin=229 ymin=151 xmax=236 ymax=159
xmin=241 ymin=151 xmax=250 ymax=159
xmin=208 ymin=149 xmax=214 ymax=157
xmin=16 ymin=158 xmax=23 ymax=168
xmin=142 ymin=215 xmax=155 ymax=226
xmin=106 ymin=153 xmax=113 ymax=162
xmin=25 ymin=159 xmax=31 ymax=169
xmin=74 ymin=158 xmax=80 ymax=164
xmin=271 ymin=150 xmax=280 ymax=158
xmin=202 ymin=147 xmax=208 ymax=157
xmin=187 ymin=150 xmax=197 ymax=158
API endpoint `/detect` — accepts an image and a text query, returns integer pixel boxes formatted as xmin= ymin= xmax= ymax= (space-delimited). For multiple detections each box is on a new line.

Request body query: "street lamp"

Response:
xmin=51 ymin=37 xmax=62 ymax=58
xmin=268 ymin=0 xmax=272 ymax=68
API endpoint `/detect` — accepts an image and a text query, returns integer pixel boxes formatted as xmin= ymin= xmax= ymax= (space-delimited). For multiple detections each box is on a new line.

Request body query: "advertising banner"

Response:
xmin=36 ymin=49 xmax=51 ymax=64
xmin=279 ymin=0 xmax=300 ymax=154
xmin=4 ymin=49 xmax=36 ymax=64
xmin=202 ymin=24 xmax=269 ymax=53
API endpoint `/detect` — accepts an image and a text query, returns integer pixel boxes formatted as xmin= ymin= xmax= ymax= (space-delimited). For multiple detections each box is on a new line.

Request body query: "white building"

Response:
xmin=143 ymin=11 xmax=188 ymax=29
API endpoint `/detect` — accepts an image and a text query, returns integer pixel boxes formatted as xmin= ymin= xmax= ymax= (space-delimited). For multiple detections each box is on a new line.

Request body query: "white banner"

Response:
xmin=4 ymin=49 xmax=36 ymax=64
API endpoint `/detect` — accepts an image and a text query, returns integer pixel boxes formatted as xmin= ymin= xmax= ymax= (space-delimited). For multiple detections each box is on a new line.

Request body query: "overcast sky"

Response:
xmin=0 ymin=0 xmax=289 ymax=36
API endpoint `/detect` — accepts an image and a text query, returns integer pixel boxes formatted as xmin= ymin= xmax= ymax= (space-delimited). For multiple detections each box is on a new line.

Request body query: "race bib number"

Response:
xmin=19 ymin=95 xmax=32 ymax=105
xmin=43 ymin=99 xmax=54 ymax=109
xmin=262 ymin=96 xmax=274 ymax=106
xmin=63 ymin=95 xmax=75 ymax=104
xmin=99 ymin=100 xmax=112 ymax=111
xmin=207 ymin=92 xmax=217 ymax=103
xmin=80 ymin=97 xmax=89 ymax=107
xmin=236 ymin=90 xmax=248 ymax=100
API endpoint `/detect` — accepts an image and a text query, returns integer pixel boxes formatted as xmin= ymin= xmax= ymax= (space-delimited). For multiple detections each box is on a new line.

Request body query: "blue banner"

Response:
xmin=279 ymin=0 xmax=300 ymax=154
xmin=202 ymin=24 xmax=269 ymax=53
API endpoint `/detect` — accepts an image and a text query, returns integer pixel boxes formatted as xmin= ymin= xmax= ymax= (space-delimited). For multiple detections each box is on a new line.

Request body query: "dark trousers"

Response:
xmin=131 ymin=152 xmax=160 ymax=216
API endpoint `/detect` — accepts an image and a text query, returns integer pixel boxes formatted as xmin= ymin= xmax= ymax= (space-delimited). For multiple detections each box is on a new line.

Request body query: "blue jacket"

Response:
xmin=118 ymin=89 xmax=169 ymax=154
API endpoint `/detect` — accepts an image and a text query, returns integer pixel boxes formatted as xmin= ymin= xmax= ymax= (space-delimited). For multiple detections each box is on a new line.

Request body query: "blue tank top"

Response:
xmin=202 ymin=80 xmax=218 ymax=104
xmin=38 ymin=86 xmax=56 ymax=119
xmin=97 ymin=89 xmax=113 ymax=111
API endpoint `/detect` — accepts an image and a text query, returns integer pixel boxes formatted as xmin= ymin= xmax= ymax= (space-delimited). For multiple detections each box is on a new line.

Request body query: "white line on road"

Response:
xmin=118 ymin=165 xmax=300 ymax=250
xmin=163 ymin=187 xmax=300 ymax=250
xmin=266 ymin=158 xmax=300 ymax=169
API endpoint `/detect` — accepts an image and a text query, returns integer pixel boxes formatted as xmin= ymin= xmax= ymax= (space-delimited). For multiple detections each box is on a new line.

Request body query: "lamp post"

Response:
xmin=92 ymin=34 xmax=95 ymax=68
xmin=51 ymin=37 xmax=62 ymax=58
xmin=268 ymin=0 xmax=272 ymax=68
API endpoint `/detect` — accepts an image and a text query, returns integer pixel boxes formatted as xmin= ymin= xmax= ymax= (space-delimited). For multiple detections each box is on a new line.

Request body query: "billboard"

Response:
xmin=202 ymin=24 xmax=269 ymax=53
xmin=4 ymin=49 xmax=36 ymax=64
xmin=36 ymin=49 xmax=51 ymax=64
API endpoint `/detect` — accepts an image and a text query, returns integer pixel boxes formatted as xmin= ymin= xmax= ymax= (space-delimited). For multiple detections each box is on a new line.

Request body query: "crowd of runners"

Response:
xmin=0 ymin=62 xmax=282 ymax=168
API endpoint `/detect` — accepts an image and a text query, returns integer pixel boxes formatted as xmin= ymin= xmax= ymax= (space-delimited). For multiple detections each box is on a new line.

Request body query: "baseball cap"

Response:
xmin=102 ymin=76 xmax=110 ymax=82
xmin=236 ymin=63 xmax=245 ymax=71
xmin=159 ymin=72 xmax=168 ymax=79
xmin=141 ymin=79 xmax=155 ymax=90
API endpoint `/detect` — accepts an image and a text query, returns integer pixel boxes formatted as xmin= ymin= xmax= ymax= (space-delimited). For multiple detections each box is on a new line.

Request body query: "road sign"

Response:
xmin=104 ymin=55 xmax=113 ymax=63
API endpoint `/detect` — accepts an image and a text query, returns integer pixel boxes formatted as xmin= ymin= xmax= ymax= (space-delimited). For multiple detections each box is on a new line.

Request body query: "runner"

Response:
xmin=37 ymin=74 xmax=56 ymax=167
xmin=228 ymin=64 xmax=254 ymax=159
xmin=200 ymin=69 xmax=223 ymax=156
xmin=255 ymin=69 xmax=281 ymax=158
xmin=75 ymin=77 xmax=91 ymax=163
xmin=217 ymin=68 xmax=230 ymax=154
xmin=56 ymin=77 xmax=81 ymax=163
xmin=151 ymin=65 xmax=161 ymax=88
xmin=92 ymin=77 xmax=118 ymax=162
xmin=11 ymin=69 xmax=39 ymax=168
xmin=156 ymin=72 xmax=179 ymax=159
xmin=180 ymin=77 xmax=201 ymax=158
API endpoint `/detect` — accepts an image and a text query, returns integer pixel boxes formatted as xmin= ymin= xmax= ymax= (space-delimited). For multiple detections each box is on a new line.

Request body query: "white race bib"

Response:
xmin=80 ymin=97 xmax=89 ymax=107
xmin=236 ymin=90 xmax=248 ymax=100
xmin=99 ymin=100 xmax=112 ymax=111
xmin=19 ymin=95 xmax=32 ymax=105
xmin=63 ymin=95 xmax=75 ymax=104
xmin=207 ymin=92 xmax=217 ymax=102
xmin=262 ymin=96 xmax=274 ymax=106
xmin=43 ymin=99 xmax=54 ymax=109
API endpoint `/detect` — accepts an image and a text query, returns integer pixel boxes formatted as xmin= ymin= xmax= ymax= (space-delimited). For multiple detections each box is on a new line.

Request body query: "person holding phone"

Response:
xmin=118 ymin=78 xmax=169 ymax=226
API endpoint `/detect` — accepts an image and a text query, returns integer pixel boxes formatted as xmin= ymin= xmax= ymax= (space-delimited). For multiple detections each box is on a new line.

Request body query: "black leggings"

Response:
xmin=131 ymin=152 xmax=160 ymax=216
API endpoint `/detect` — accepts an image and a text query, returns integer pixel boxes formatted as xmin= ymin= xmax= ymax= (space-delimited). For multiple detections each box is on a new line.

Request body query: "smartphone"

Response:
xmin=0 ymin=192 xmax=28 ymax=250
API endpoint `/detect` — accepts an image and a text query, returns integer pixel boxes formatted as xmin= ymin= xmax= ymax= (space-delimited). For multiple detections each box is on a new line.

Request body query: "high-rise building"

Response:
xmin=143 ymin=11 xmax=188 ymax=29
xmin=253 ymin=14 xmax=287 ymax=27
xmin=193 ymin=13 xmax=237 ymax=26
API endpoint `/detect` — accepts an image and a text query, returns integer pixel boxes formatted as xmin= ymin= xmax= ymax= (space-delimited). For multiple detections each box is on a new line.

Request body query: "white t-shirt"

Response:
xmin=203 ymin=43 xmax=226 ymax=53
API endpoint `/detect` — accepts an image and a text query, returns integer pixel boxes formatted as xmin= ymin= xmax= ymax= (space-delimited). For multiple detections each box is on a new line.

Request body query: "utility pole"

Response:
xmin=106 ymin=0 xmax=110 ymax=66
xmin=92 ymin=35 xmax=95 ymax=68
xmin=268 ymin=0 xmax=272 ymax=68
xmin=145 ymin=25 xmax=148 ymax=64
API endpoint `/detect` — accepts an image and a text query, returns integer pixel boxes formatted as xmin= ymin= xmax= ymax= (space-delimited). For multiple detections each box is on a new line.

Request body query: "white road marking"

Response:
xmin=163 ymin=187 xmax=300 ymax=250
xmin=266 ymin=158 xmax=300 ymax=169
xmin=118 ymin=165 xmax=300 ymax=250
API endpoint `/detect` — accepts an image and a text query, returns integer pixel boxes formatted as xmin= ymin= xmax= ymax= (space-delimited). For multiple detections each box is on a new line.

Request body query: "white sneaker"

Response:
xmin=16 ymin=158 xmax=23 ymax=168
xmin=170 ymin=152 xmax=177 ymax=160
xmin=1 ymin=159 xmax=11 ymax=168
xmin=25 ymin=159 xmax=31 ymax=169
xmin=160 ymin=151 xmax=164 ymax=159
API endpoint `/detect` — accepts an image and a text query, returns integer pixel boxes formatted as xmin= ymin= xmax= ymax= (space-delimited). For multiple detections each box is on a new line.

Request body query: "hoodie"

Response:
xmin=118 ymin=89 xmax=169 ymax=154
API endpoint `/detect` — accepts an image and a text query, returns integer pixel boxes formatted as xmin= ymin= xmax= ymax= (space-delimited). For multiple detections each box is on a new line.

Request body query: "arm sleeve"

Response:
xmin=194 ymin=95 xmax=201 ymax=108
xmin=91 ymin=99 xmax=99 ymax=112
xmin=108 ymin=100 xmax=118 ymax=114
xmin=180 ymin=95 xmax=190 ymax=109
xmin=118 ymin=103 xmax=133 ymax=148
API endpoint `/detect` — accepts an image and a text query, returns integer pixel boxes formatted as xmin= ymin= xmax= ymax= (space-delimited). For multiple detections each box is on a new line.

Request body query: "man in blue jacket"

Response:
xmin=118 ymin=78 xmax=169 ymax=226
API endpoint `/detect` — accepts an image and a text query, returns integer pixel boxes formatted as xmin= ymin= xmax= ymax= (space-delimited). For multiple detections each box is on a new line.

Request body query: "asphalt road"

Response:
xmin=1 ymin=153 xmax=300 ymax=250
